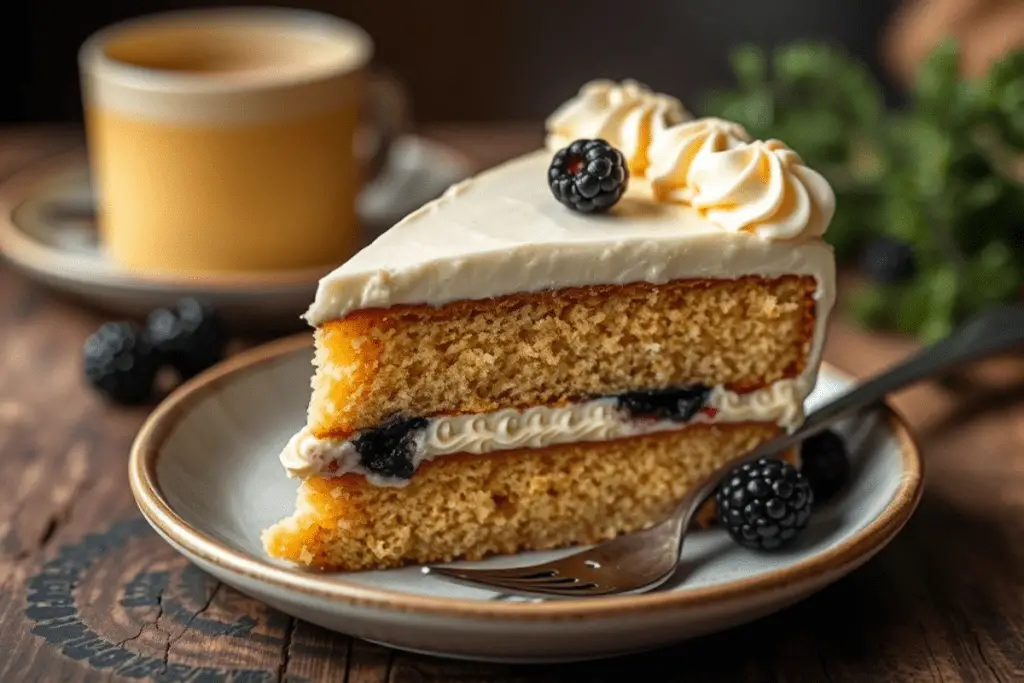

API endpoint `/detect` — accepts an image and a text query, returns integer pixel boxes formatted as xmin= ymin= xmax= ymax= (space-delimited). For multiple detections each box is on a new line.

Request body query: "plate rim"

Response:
xmin=129 ymin=333 xmax=924 ymax=621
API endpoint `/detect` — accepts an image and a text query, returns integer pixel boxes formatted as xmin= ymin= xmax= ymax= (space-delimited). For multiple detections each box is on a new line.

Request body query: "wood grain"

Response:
xmin=0 ymin=125 xmax=1022 ymax=682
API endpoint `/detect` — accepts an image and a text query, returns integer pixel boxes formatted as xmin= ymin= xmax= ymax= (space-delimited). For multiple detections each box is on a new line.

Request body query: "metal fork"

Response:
xmin=423 ymin=304 xmax=1024 ymax=598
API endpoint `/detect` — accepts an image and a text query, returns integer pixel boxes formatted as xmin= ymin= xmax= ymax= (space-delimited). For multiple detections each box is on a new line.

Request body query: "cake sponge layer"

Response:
xmin=262 ymin=422 xmax=782 ymax=571
xmin=309 ymin=276 xmax=816 ymax=438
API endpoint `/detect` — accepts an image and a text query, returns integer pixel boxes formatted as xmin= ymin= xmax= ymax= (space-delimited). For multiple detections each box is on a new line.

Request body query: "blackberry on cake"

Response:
xmin=616 ymin=386 xmax=711 ymax=422
xmin=548 ymin=138 xmax=628 ymax=213
xmin=351 ymin=416 xmax=427 ymax=481
xmin=262 ymin=79 xmax=837 ymax=572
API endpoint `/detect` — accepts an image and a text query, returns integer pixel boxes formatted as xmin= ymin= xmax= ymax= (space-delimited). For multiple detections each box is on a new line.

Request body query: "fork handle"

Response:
xmin=676 ymin=303 xmax=1024 ymax=529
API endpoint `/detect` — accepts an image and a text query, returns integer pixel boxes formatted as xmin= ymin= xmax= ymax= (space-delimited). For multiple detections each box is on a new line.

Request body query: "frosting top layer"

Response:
xmin=303 ymin=151 xmax=835 ymax=324
xmin=304 ymin=79 xmax=837 ymax=325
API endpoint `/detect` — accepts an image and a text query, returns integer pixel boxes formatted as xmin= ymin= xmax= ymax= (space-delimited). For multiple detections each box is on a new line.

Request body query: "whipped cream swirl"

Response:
xmin=648 ymin=117 xmax=753 ymax=202
xmin=545 ymin=79 xmax=689 ymax=175
xmin=428 ymin=400 xmax=625 ymax=454
xmin=543 ymin=80 xmax=835 ymax=240
xmin=687 ymin=139 xmax=836 ymax=240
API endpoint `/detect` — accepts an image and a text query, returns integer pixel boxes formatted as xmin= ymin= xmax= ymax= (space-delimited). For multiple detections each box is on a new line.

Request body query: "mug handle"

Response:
xmin=358 ymin=69 xmax=410 ymax=182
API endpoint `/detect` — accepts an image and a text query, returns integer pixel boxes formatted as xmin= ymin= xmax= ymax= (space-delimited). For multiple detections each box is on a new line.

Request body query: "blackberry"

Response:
xmin=353 ymin=416 xmax=428 ymax=480
xmin=716 ymin=457 xmax=813 ymax=551
xmin=548 ymin=139 xmax=628 ymax=213
xmin=616 ymin=385 xmax=710 ymax=422
xmin=147 ymin=298 xmax=226 ymax=380
xmin=861 ymin=236 xmax=916 ymax=284
xmin=83 ymin=321 xmax=161 ymax=405
xmin=800 ymin=429 xmax=850 ymax=502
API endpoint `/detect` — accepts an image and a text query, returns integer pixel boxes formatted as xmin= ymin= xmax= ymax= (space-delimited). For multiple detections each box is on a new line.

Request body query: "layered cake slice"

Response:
xmin=262 ymin=79 xmax=836 ymax=572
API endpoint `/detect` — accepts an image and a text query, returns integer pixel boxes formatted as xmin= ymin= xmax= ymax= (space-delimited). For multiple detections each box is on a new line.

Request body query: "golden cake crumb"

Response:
xmin=308 ymin=276 xmax=816 ymax=437
xmin=262 ymin=422 xmax=781 ymax=571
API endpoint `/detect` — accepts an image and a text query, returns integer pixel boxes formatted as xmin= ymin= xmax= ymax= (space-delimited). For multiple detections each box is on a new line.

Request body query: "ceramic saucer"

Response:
xmin=0 ymin=136 xmax=470 ymax=331
xmin=129 ymin=335 xmax=924 ymax=663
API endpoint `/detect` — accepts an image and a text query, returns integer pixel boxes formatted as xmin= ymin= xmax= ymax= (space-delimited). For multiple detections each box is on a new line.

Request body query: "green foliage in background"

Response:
xmin=702 ymin=40 xmax=1024 ymax=343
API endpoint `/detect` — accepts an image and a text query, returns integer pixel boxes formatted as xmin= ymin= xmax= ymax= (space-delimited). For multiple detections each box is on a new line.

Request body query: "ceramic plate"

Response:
xmin=129 ymin=335 xmax=923 ymax=663
xmin=0 ymin=136 xmax=470 ymax=332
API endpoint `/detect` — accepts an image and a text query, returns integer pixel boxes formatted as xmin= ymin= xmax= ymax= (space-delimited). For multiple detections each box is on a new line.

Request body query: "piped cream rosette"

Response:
xmin=545 ymin=79 xmax=690 ymax=175
xmin=683 ymin=138 xmax=836 ymax=240
xmin=545 ymin=80 xmax=836 ymax=240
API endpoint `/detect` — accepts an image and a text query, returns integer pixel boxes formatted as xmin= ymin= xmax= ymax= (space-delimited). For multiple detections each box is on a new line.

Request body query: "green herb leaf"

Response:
xmin=913 ymin=39 xmax=962 ymax=125
xmin=731 ymin=45 xmax=767 ymax=90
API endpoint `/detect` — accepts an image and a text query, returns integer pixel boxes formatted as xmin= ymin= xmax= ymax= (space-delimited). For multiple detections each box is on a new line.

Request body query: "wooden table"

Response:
xmin=1 ymin=126 xmax=1022 ymax=683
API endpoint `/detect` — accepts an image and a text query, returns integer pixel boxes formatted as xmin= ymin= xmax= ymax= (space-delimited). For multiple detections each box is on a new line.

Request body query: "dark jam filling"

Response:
xmin=614 ymin=384 xmax=711 ymax=422
xmin=352 ymin=415 xmax=428 ymax=480
xmin=349 ymin=384 xmax=711 ymax=481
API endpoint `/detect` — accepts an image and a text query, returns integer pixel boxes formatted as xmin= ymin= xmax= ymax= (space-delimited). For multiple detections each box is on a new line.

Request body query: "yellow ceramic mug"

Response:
xmin=79 ymin=8 xmax=401 ymax=275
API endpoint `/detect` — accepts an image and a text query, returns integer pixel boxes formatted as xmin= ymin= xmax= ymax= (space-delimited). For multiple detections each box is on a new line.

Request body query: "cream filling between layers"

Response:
xmin=280 ymin=378 xmax=808 ymax=486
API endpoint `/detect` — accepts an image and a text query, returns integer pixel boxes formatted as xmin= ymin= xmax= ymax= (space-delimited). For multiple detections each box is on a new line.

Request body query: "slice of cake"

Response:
xmin=262 ymin=79 xmax=836 ymax=572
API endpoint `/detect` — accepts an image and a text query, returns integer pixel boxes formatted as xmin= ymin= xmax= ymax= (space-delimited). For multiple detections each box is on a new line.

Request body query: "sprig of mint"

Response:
xmin=702 ymin=40 xmax=1024 ymax=343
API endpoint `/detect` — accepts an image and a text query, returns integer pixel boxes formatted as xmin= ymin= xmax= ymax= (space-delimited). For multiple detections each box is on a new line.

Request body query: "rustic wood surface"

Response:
xmin=0 ymin=126 xmax=1022 ymax=683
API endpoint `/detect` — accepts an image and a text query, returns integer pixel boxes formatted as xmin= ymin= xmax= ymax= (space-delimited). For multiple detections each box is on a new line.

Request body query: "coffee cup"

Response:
xmin=79 ymin=7 xmax=405 ymax=275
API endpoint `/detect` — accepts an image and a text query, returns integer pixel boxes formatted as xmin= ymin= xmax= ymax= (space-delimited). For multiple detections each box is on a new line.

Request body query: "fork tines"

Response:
xmin=424 ymin=565 xmax=610 ymax=597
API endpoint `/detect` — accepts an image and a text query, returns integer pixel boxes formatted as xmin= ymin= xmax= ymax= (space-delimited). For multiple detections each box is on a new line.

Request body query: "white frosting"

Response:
xmin=544 ymin=79 xmax=689 ymax=174
xmin=648 ymin=117 xmax=753 ymax=202
xmin=280 ymin=379 xmax=810 ymax=484
xmin=304 ymin=78 xmax=836 ymax=327
xmin=303 ymin=151 xmax=835 ymax=327
xmin=687 ymin=139 xmax=836 ymax=240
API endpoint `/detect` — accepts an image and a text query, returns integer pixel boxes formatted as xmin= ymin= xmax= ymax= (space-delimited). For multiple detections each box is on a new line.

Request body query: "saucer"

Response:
xmin=129 ymin=335 xmax=924 ymax=663
xmin=0 ymin=136 xmax=471 ymax=331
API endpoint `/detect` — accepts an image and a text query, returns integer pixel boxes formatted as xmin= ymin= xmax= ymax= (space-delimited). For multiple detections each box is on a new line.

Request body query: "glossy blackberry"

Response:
xmin=800 ymin=429 xmax=850 ymax=502
xmin=147 ymin=298 xmax=227 ymax=380
xmin=353 ymin=416 xmax=428 ymax=480
xmin=716 ymin=457 xmax=813 ymax=551
xmin=83 ymin=321 xmax=161 ymax=405
xmin=616 ymin=385 xmax=711 ymax=422
xmin=861 ymin=236 xmax=916 ymax=284
xmin=548 ymin=139 xmax=628 ymax=213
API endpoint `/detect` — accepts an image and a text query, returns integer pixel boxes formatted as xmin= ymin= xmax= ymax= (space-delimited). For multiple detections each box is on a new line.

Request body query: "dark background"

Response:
xmin=0 ymin=0 xmax=903 ymax=125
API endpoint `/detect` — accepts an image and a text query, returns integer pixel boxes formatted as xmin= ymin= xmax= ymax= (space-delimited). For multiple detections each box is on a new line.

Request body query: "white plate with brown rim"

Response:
xmin=129 ymin=334 xmax=924 ymax=663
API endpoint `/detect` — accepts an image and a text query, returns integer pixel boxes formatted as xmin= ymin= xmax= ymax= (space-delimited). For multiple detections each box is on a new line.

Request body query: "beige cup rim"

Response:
xmin=78 ymin=6 xmax=373 ymax=94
